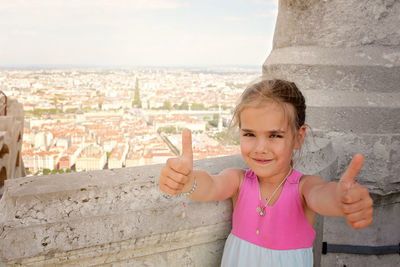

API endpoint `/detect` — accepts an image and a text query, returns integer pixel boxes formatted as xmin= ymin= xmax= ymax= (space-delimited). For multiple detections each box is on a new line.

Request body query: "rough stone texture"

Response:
xmin=264 ymin=0 xmax=400 ymax=266
xmin=0 ymin=97 xmax=25 ymax=191
xmin=0 ymin=138 xmax=336 ymax=266
xmin=274 ymin=0 xmax=400 ymax=49
xmin=265 ymin=46 xmax=400 ymax=93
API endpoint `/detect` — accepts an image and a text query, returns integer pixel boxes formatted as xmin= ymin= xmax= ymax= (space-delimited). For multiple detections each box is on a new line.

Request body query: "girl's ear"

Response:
xmin=294 ymin=125 xmax=306 ymax=150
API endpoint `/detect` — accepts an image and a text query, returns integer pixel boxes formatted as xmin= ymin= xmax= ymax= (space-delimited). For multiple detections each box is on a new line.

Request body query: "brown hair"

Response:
xmin=231 ymin=79 xmax=306 ymax=133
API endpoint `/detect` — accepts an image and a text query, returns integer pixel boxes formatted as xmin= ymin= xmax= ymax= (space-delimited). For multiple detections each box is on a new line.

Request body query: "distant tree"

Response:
xmin=191 ymin=103 xmax=206 ymax=110
xmin=179 ymin=101 xmax=189 ymax=110
xmin=66 ymin=168 xmax=72 ymax=173
xmin=31 ymin=108 xmax=61 ymax=116
xmin=51 ymin=169 xmax=58 ymax=174
xmin=208 ymin=120 xmax=217 ymax=127
xmin=213 ymin=130 xmax=240 ymax=145
xmin=43 ymin=168 xmax=51 ymax=175
xmin=162 ymin=101 xmax=172 ymax=111
xmin=157 ymin=126 xmax=177 ymax=134
xmin=52 ymin=97 xmax=58 ymax=106
xmin=208 ymin=114 xmax=220 ymax=127
xmin=82 ymin=106 xmax=93 ymax=112
xmin=66 ymin=108 xmax=78 ymax=113
xmin=132 ymin=78 xmax=142 ymax=108
xmin=210 ymin=104 xmax=231 ymax=110
xmin=157 ymin=126 xmax=186 ymax=134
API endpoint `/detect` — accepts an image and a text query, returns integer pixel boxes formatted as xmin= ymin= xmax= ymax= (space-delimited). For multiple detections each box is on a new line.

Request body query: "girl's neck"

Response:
xmin=258 ymin=167 xmax=293 ymax=186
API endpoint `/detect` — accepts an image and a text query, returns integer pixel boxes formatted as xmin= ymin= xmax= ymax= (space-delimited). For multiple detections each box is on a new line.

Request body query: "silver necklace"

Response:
xmin=256 ymin=168 xmax=292 ymax=235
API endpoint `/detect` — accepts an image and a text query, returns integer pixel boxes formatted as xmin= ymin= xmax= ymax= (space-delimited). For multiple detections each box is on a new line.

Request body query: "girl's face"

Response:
xmin=239 ymin=102 xmax=305 ymax=181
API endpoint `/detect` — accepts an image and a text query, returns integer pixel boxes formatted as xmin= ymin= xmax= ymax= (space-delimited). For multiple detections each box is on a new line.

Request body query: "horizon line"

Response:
xmin=0 ymin=64 xmax=262 ymax=71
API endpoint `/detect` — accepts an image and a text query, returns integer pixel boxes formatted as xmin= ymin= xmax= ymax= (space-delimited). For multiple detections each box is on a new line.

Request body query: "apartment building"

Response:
xmin=22 ymin=149 xmax=62 ymax=173
xmin=108 ymin=144 xmax=129 ymax=169
xmin=75 ymin=144 xmax=106 ymax=171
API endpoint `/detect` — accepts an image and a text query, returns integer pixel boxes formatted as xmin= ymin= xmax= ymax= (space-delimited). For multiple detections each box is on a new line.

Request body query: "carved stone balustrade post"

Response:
xmin=0 ymin=95 xmax=25 ymax=194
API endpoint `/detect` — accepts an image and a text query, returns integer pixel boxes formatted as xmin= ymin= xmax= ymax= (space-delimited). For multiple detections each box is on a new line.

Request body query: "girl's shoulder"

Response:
xmin=223 ymin=168 xmax=246 ymax=206
xmin=219 ymin=168 xmax=246 ymax=184
xmin=298 ymin=174 xmax=327 ymax=206
xmin=218 ymin=168 xmax=246 ymax=198
xmin=228 ymin=168 xmax=257 ymax=192
xmin=299 ymin=174 xmax=326 ymax=192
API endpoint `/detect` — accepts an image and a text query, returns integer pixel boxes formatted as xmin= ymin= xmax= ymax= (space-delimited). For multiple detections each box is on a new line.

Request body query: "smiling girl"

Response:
xmin=158 ymin=79 xmax=373 ymax=266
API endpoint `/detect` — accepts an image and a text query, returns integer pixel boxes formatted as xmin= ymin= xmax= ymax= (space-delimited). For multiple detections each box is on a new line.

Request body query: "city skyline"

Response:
xmin=0 ymin=0 xmax=278 ymax=68
xmin=1 ymin=67 xmax=258 ymax=175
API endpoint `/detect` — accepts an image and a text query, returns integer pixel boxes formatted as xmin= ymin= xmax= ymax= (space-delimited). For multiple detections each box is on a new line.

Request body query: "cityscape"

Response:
xmin=0 ymin=67 xmax=260 ymax=175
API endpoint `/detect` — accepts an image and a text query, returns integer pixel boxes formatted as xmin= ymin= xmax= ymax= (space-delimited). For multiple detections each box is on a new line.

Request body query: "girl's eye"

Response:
xmin=243 ymin=133 xmax=255 ymax=137
xmin=270 ymin=134 xmax=283 ymax=138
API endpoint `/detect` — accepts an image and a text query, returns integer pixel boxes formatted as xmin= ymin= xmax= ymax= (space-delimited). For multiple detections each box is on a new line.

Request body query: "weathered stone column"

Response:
xmin=263 ymin=0 xmax=400 ymax=266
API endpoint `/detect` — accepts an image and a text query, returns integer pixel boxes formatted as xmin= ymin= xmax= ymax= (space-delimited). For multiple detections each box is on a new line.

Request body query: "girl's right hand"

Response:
xmin=159 ymin=129 xmax=195 ymax=195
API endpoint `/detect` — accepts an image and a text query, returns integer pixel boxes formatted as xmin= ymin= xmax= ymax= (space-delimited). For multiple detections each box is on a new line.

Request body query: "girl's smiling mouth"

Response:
xmin=252 ymin=158 xmax=273 ymax=164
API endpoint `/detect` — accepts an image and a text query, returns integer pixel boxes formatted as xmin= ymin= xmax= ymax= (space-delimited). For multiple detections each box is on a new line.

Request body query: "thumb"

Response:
xmin=181 ymin=129 xmax=193 ymax=164
xmin=339 ymin=154 xmax=364 ymax=192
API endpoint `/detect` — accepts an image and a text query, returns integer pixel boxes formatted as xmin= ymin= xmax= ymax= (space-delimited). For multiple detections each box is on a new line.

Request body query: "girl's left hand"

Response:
xmin=336 ymin=154 xmax=374 ymax=229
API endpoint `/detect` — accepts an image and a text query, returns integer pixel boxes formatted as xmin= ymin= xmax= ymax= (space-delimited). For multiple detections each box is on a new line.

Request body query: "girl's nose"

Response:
xmin=254 ymin=138 xmax=268 ymax=152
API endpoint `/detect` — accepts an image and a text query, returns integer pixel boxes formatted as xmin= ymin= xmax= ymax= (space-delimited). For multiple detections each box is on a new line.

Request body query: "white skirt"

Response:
xmin=220 ymin=234 xmax=313 ymax=267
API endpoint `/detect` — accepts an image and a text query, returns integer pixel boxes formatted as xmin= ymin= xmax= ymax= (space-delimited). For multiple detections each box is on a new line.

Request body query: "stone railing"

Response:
xmin=0 ymin=138 xmax=336 ymax=266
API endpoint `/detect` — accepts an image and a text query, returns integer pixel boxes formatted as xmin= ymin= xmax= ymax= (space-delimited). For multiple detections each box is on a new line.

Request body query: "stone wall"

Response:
xmin=263 ymin=0 xmax=400 ymax=266
xmin=0 ymin=96 xmax=25 ymax=191
xmin=0 ymin=138 xmax=336 ymax=266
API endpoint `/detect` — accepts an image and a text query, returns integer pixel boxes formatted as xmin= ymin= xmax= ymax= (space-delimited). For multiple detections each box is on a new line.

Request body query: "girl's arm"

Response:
xmin=159 ymin=129 xmax=242 ymax=202
xmin=300 ymin=154 xmax=374 ymax=229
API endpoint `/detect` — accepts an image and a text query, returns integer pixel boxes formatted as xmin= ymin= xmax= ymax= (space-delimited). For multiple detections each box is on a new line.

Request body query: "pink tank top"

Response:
xmin=231 ymin=169 xmax=316 ymax=250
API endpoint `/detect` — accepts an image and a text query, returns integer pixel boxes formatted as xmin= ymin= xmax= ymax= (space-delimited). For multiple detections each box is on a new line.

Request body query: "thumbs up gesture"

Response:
xmin=159 ymin=129 xmax=195 ymax=195
xmin=337 ymin=154 xmax=374 ymax=229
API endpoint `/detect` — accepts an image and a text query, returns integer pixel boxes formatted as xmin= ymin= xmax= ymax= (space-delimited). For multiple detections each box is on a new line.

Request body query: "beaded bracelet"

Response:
xmin=183 ymin=176 xmax=197 ymax=196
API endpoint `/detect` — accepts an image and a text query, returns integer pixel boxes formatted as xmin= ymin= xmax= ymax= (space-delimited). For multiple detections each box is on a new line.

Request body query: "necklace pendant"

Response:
xmin=256 ymin=229 xmax=259 ymax=235
xmin=257 ymin=204 xmax=266 ymax=216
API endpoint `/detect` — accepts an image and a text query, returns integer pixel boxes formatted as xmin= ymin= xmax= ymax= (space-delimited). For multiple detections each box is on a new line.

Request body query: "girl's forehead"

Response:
xmin=240 ymin=104 xmax=290 ymax=128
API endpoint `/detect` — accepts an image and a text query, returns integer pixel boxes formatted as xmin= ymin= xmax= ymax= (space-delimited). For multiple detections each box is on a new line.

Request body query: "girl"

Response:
xmin=159 ymin=79 xmax=373 ymax=266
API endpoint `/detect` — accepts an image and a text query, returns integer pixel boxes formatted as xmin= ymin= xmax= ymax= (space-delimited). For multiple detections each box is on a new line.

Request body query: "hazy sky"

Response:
xmin=0 ymin=0 xmax=278 ymax=67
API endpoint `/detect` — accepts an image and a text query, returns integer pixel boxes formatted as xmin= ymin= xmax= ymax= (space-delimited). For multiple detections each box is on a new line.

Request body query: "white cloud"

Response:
xmin=0 ymin=0 xmax=276 ymax=66
xmin=252 ymin=0 xmax=278 ymax=7
xmin=258 ymin=8 xmax=278 ymax=18
xmin=10 ymin=29 xmax=37 ymax=36
xmin=0 ymin=0 xmax=188 ymax=11
xmin=222 ymin=16 xmax=245 ymax=22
